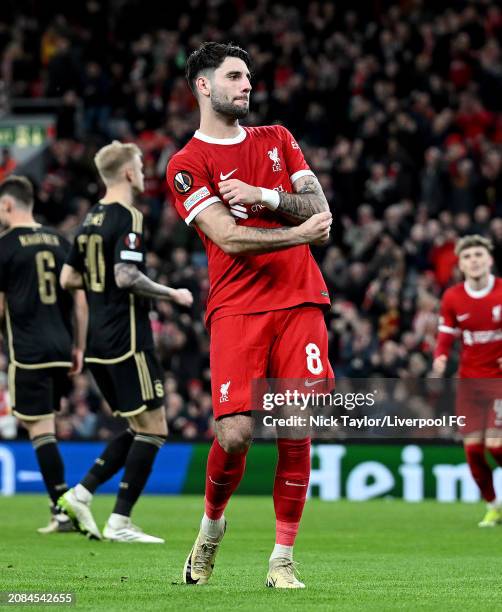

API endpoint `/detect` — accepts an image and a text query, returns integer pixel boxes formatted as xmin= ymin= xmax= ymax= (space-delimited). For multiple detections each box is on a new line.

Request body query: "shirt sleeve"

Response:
xmin=113 ymin=207 xmax=146 ymax=266
xmin=434 ymin=289 xmax=460 ymax=359
xmin=278 ymin=125 xmax=315 ymax=185
xmin=166 ymin=156 xmax=222 ymax=226
xmin=437 ymin=290 xmax=459 ymax=335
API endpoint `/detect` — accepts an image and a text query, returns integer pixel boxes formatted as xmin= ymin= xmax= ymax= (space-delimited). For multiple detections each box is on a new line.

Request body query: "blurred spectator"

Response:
xmin=0 ymin=148 xmax=16 ymax=181
xmin=0 ymin=1 xmax=501 ymax=440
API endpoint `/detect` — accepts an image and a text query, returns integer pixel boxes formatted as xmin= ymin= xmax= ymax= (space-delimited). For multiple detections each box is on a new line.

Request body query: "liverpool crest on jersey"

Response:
xmin=267 ymin=147 xmax=282 ymax=172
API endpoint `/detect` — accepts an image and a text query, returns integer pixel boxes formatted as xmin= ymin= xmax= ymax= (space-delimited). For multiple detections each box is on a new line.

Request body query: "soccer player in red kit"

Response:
xmin=166 ymin=42 xmax=333 ymax=588
xmin=433 ymin=235 xmax=502 ymax=527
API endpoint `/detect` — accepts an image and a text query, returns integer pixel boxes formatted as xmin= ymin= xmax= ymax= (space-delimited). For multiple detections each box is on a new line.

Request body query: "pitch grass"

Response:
xmin=2 ymin=496 xmax=501 ymax=611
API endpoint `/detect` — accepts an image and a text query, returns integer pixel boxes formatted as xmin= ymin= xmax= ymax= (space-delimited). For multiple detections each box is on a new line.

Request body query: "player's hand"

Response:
xmin=172 ymin=288 xmax=193 ymax=307
xmin=296 ymin=211 xmax=332 ymax=245
xmin=497 ymin=356 xmax=502 ymax=370
xmin=219 ymin=179 xmax=261 ymax=206
xmin=431 ymin=355 xmax=447 ymax=377
xmin=69 ymin=348 xmax=84 ymax=377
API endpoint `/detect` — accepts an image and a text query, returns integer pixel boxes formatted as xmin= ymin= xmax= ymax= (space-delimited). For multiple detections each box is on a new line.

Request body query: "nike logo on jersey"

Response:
xmin=285 ymin=481 xmax=308 ymax=487
xmin=220 ymin=169 xmax=238 ymax=180
xmin=304 ymin=379 xmax=325 ymax=387
xmin=457 ymin=313 xmax=470 ymax=322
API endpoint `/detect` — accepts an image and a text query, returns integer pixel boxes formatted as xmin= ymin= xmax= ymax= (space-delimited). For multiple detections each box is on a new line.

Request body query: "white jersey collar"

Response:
xmin=194 ymin=126 xmax=247 ymax=145
xmin=464 ymin=274 xmax=495 ymax=299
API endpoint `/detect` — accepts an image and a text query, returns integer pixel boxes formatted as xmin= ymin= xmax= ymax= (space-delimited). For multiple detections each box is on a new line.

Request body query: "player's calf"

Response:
xmin=23 ymin=417 xmax=69 ymax=532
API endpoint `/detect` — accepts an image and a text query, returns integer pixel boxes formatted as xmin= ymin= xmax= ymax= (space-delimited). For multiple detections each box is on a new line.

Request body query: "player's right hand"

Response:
xmin=173 ymin=288 xmax=194 ymax=307
xmin=297 ymin=211 xmax=332 ymax=245
xmin=69 ymin=347 xmax=84 ymax=377
xmin=431 ymin=355 xmax=447 ymax=377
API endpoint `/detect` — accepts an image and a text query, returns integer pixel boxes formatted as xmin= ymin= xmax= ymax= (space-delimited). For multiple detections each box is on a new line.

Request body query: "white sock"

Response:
xmin=74 ymin=484 xmax=92 ymax=504
xmin=201 ymin=513 xmax=225 ymax=538
xmin=270 ymin=544 xmax=293 ymax=562
xmin=488 ymin=500 xmax=501 ymax=510
xmin=108 ymin=513 xmax=129 ymax=528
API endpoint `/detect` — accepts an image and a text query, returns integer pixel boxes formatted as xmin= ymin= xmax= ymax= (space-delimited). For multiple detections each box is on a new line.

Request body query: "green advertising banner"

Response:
xmin=183 ymin=443 xmax=502 ymax=502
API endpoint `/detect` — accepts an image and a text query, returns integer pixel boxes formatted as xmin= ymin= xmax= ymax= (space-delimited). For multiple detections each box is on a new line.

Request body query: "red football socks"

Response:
xmin=273 ymin=438 xmax=311 ymax=546
xmin=465 ymin=443 xmax=496 ymax=502
xmin=204 ymin=438 xmax=247 ymax=520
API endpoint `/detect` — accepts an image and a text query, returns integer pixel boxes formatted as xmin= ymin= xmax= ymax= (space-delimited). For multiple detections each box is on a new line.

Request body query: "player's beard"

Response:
xmin=211 ymin=92 xmax=249 ymax=119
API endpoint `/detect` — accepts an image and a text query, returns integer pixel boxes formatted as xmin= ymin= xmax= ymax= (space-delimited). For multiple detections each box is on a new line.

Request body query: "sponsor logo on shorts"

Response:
xmin=304 ymin=379 xmax=325 ymax=388
xmin=183 ymin=186 xmax=210 ymax=211
xmin=220 ymin=381 xmax=231 ymax=402
xmin=154 ymin=380 xmax=164 ymax=398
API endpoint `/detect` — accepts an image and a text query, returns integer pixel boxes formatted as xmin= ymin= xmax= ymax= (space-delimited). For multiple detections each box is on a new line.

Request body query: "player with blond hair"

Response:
xmin=59 ymin=141 xmax=193 ymax=542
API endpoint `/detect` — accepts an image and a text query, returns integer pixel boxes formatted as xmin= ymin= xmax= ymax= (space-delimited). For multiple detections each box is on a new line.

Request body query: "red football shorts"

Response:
xmin=209 ymin=306 xmax=333 ymax=419
xmin=455 ymin=379 xmax=502 ymax=438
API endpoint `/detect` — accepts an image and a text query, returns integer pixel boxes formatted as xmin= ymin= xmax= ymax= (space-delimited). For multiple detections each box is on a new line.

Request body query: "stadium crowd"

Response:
xmin=0 ymin=0 xmax=501 ymax=440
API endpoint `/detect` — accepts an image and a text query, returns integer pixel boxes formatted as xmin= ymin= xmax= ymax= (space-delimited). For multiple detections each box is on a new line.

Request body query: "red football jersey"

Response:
xmin=435 ymin=275 xmax=502 ymax=378
xmin=166 ymin=125 xmax=330 ymax=324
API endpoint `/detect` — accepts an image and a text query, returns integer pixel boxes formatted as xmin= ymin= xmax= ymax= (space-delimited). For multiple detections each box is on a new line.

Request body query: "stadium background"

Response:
xmin=0 ymin=0 xmax=501 ymax=501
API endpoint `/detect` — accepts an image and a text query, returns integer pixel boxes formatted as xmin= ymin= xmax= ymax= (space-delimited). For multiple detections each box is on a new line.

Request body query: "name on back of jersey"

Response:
xmin=18 ymin=233 xmax=60 ymax=248
xmin=84 ymin=212 xmax=106 ymax=227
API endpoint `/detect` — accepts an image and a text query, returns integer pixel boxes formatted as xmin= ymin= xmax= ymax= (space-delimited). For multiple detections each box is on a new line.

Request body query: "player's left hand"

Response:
xmin=219 ymin=179 xmax=261 ymax=206
xmin=497 ymin=357 xmax=502 ymax=370
xmin=69 ymin=348 xmax=84 ymax=377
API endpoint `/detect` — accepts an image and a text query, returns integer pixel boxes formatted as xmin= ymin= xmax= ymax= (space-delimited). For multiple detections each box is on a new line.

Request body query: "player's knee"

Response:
xmin=129 ymin=408 xmax=167 ymax=436
xmin=23 ymin=418 xmax=55 ymax=439
xmin=486 ymin=439 xmax=502 ymax=450
xmin=218 ymin=430 xmax=252 ymax=454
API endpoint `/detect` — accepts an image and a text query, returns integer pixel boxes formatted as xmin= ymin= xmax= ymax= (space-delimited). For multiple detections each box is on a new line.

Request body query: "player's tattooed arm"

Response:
xmin=195 ymin=203 xmax=332 ymax=255
xmin=114 ymin=263 xmax=193 ymax=306
xmin=218 ymin=175 xmax=330 ymax=225
xmin=278 ymin=175 xmax=330 ymax=224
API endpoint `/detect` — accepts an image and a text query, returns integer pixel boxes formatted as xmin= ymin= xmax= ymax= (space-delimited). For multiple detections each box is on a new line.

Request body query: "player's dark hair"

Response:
xmin=185 ymin=42 xmax=251 ymax=96
xmin=0 ymin=175 xmax=34 ymax=209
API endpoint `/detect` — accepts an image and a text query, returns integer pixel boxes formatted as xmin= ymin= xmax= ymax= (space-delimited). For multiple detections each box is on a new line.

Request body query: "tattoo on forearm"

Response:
xmin=114 ymin=263 xmax=171 ymax=299
xmin=278 ymin=177 xmax=329 ymax=222
xmin=227 ymin=224 xmax=300 ymax=255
